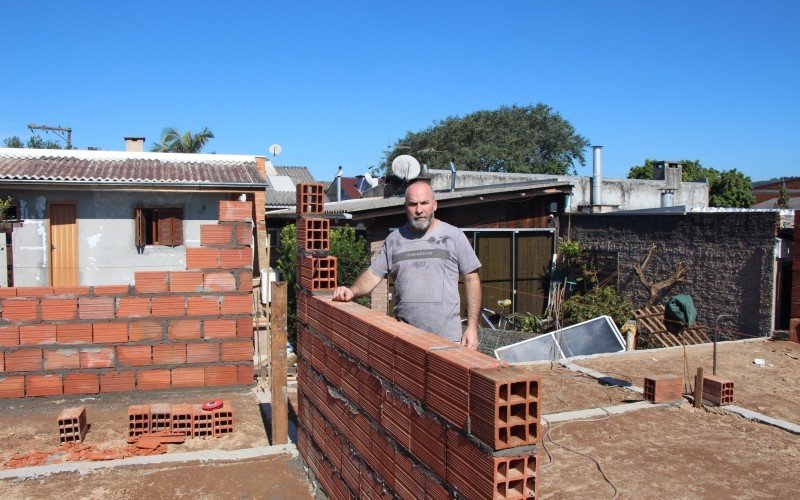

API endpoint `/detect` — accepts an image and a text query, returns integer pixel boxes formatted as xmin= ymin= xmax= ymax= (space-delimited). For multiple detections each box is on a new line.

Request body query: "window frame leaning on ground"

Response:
xmin=134 ymin=206 xmax=184 ymax=248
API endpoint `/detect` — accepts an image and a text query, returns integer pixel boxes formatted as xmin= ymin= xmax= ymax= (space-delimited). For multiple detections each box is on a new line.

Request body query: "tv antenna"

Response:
xmin=28 ymin=123 xmax=72 ymax=149
xmin=269 ymin=144 xmax=282 ymax=157
xmin=390 ymin=154 xmax=421 ymax=181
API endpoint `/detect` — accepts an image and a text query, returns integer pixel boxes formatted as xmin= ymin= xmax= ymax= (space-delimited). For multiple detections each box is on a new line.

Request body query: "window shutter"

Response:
xmin=135 ymin=208 xmax=145 ymax=247
xmin=171 ymin=208 xmax=184 ymax=246
xmin=158 ymin=209 xmax=172 ymax=246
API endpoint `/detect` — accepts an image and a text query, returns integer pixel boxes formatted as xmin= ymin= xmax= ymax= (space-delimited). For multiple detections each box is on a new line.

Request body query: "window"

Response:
xmin=135 ymin=207 xmax=184 ymax=247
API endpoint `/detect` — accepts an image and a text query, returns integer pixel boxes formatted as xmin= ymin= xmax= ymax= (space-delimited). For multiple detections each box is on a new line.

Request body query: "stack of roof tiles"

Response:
xmin=294 ymin=183 xmax=541 ymax=499
xmin=0 ymin=200 xmax=256 ymax=398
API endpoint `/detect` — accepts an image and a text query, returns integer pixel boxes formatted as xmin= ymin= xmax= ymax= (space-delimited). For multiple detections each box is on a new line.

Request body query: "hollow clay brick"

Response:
xmin=53 ymin=286 xmax=91 ymax=296
xmin=186 ymin=248 xmax=220 ymax=270
xmin=129 ymin=320 xmax=164 ymax=341
xmin=93 ymin=285 xmax=131 ymax=295
xmin=220 ymin=294 xmax=252 ymax=315
xmin=187 ymin=295 xmax=221 ymax=316
xmin=79 ymin=297 xmax=115 ymax=320
xmin=44 ymin=349 xmax=80 ymax=370
xmin=0 ymin=325 xmax=20 ymax=346
xmin=219 ymin=248 xmax=253 ymax=269
xmin=0 ymin=376 xmax=25 ymax=398
xmin=16 ymin=287 xmax=53 ymax=297
xmin=2 ymin=298 xmax=40 ymax=321
xmin=218 ymin=200 xmax=253 ymax=222
xmin=152 ymin=343 xmax=187 ymax=365
xmin=116 ymin=297 xmax=150 ymax=318
xmin=6 ymin=349 xmax=43 ymax=371
xmin=56 ymin=323 xmax=92 ymax=344
xmin=204 ymin=365 xmax=238 ymax=386
xmin=80 ymin=347 xmax=115 ymax=368
xmin=200 ymin=224 xmax=234 ymax=246
xmin=25 ymin=374 xmax=63 ymax=397
xmin=221 ymin=341 xmax=254 ymax=362
xmin=187 ymin=343 xmax=220 ymax=363
xmin=203 ymin=272 xmax=237 ymax=292
xmin=171 ymin=366 xmax=205 ymax=388
xmin=20 ymin=324 xmax=57 ymax=345
xmin=41 ymin=298 xmax=78 ymax=321
xmin=137 ymin=369 xmax=170 ymax=390
xmin=167 ymin=319 xmax=201 ymax=340
xmin=100 ymin=371 xmax=136 ymax=392
xmin=63 ymin=372 xmax=100 ymax=395
xmin=234 ymin=224 xmax=252 ymax=246
xmin=236 ymin=317 xmax=253 ymax=338
xmin=92 ymin=322 xmax=128 ymax=343
xmin=204 ymin=319 xmax=237 ymax=339
xmin=151 ymin=296 xmax=186 ymax=317
xmin=237 ymin=364 xmax=254 ymax=385
xmin=117 ymin=345 xmax=152 ymax=366
xmin=168 ymin=271 xmax=204 ymax=292
xmin=0 ymin=287 xmax=16 ymax=297
xmin=134 ymin=271 xmax=169 ymax=293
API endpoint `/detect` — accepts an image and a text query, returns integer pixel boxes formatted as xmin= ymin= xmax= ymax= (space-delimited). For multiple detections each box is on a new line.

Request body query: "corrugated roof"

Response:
xmin=0 ymin=148 xmax=268 ymax=188
xmin=265 ymin=166 xmax=315 ymax=207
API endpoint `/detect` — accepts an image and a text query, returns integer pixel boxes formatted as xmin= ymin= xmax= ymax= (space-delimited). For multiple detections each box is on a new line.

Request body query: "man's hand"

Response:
xmin=460 ymin=325 xmax=479 ymax=350
xmin=332 ymin=286 xmax=355 ymax=302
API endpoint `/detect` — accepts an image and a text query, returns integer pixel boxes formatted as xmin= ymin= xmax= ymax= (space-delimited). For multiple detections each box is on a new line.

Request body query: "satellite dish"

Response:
xmin=390 ymin=154 xmax=421 ymax=180
xmin=269 ymin=144 xmax=282 ymax=157
xmin=364 ymin=171 xmax=379 ymax=188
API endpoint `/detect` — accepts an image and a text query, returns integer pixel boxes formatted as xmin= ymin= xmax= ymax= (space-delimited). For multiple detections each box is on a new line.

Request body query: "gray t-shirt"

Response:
xmin=369 ymin=220 xmax=481 ymax=341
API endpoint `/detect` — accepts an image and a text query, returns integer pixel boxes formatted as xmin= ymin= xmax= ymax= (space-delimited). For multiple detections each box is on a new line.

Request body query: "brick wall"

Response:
xmin=791 ymin=211 xmax=800 ymax=342
xmin=294 ymin=183 xmax=541 ymax=499
xmin=561 ymin=211 xmax=779 ymax=335
xmin=0 ymin=200 xmax=255 ymax=399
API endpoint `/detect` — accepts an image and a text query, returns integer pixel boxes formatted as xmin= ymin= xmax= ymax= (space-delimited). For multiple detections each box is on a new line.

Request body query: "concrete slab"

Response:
xmin=722 ymin=405 xmax=800 ymax=435
xmin=543 ymin=407 xmax=608 ymax=424
xmin=602 ymin=400 xmax=676 ymax=415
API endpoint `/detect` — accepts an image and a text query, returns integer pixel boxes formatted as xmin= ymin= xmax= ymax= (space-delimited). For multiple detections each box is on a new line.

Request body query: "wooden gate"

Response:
xmin=49 ymin=203 xmax=78 ymax=286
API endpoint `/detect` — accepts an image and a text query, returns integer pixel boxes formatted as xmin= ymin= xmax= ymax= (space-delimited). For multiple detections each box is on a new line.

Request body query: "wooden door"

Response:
xmin=515 ymin=232 xmax=553 ymax=315
xmin=49 ymin=203 xmax=78 ymax=286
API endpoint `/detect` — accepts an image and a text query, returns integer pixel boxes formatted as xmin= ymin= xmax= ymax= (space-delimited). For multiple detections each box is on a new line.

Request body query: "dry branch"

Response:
xmin=633 ymin=244 xmax=690 ymax=307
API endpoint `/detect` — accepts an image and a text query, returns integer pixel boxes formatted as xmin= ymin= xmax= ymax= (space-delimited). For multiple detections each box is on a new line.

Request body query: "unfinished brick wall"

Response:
xmin=294 ymin=183 xmax=541 ymax=499
xmin=791 ymin=211 xmax=800 ymax=342
xmin=0 ymin=200 xmax=255 ymax=399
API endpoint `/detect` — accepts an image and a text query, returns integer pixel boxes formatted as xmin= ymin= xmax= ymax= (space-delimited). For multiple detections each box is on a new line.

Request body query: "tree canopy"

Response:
xmin=627 ymin=159 xmax=755 ymax=208
xmin=150 ymin=127 xmax=214 ymax=153
xmin=382 ymin=104 xmax=589 ymax=175
xmin=3 ymin=135 xmax=64 ymax=149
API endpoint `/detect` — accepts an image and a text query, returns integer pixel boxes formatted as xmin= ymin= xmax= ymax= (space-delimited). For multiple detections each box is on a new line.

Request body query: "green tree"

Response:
xmin=627 ymin=159 xmax=753 ymax=208
xmin=276 ymin=224 xmax=371 ymax=345
xmin=150 ymin=127 xmax=214 ymax=153
xmin=3 ymin=135 xmax=63 ymax=149
xmin=382 ymin=104 xmax=589 ymax=175
xmin=562 ymin=286 xmax=634 ymax=329
xmin=774 ymin=181 xmax=789 ymax=208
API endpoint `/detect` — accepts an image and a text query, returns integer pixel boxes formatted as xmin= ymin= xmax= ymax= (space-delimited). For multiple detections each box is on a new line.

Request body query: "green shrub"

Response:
xmin=562 ymin=286 xmax=633 ymax=329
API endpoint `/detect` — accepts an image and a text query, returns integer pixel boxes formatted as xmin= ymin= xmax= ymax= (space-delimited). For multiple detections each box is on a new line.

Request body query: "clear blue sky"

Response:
xmin=1 ymin=1 xmax=797 ymax=183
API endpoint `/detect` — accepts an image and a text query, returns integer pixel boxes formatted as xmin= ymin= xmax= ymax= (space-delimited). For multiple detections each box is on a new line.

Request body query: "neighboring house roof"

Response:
xmin=753 ymin=197 xmax=800 ymax=209
xmin=267 ymin=179 xmax=573 ymax=219
xmin=325 ymin=176 xmax=364 ymax=201
xmin=265 ymin=166 xmax=315 ymax=208
xmin=0 ymin=148 xmax=269 ymax=189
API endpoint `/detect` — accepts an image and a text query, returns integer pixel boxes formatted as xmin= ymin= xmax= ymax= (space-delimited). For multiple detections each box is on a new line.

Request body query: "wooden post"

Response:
xmin=694 ymin=367 xmax=704 ymax=408
xmin=269 ymin=281 xmax=288 ymax=445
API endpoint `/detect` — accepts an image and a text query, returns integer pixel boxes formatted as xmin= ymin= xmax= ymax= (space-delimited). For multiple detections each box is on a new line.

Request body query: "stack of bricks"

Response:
xmin=294 ymin=183 xmax=541 ymax=499
xmin=296 ymin=183 xmax=337 ymax=292
xmin=0 ymin=200 xmax=256 ymax=399
xmin=702 ymin=375 xmax=734 ymax=406
xmin=643 ymin=374 xmax=683 ymax=404
xmin=127 ymin=401 xmax=233 ymax=441
xmin=791 ymin=210 xmax=800 ymax=343
xmin=58 ymin=406 xmax=88 ymax=444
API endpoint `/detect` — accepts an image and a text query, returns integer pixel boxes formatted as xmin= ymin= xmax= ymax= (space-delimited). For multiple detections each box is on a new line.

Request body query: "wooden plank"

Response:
xmin=269 ymin=281 xmax=288 ymax=445
xmin=256 ymin=228 xmax=269 ymax=275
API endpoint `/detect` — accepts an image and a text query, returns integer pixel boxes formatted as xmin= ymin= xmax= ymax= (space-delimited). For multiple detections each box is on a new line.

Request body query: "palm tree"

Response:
xmin=150 ymin=127 xmax=214 ymax=153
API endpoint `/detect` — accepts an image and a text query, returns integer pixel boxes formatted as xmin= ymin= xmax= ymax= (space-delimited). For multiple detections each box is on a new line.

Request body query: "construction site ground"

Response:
xmin=0 ymin=339 xmax=797 ymax=498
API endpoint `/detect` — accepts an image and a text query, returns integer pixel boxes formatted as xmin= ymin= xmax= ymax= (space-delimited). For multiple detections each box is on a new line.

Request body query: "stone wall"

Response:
xmin=560 ymin=210 xmax=779 ymax=335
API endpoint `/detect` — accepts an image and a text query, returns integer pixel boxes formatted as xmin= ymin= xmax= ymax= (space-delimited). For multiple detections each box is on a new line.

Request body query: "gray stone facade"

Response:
xmin=559 ymin=210 xmax=779 ymax=336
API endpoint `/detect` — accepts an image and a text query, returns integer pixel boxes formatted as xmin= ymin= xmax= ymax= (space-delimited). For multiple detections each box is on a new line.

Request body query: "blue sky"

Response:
xmin=1 ymin=1 xmax=797 ymax=182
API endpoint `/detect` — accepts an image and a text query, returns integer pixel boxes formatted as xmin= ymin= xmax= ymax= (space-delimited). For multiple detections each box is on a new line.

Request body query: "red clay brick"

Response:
xmin=43 ymin=349 xmax=80 ymax=370
xmin=204 ymin=319 xmax=237 ymax=339
xmin=56 ymin=323 xmax=93 ymax=344
xmin=203 ymin=272 xmax=237 ymax=292
xmin=186 ymin=248 xmax=220 ymax=270
xmin=25 ymin=374 xmax=63 ymax=397
xmin=220 ymin=294 xmax=252 ymax=315
xmin=0 ymin=287 xmax=16 ymax=297
xmin=204 ymin=365 xmax=238 ymax=386
xmin=41 ymin=298 xmax=78 ymax=320
xmin=0 ymin=352 xmax=3 ymax=372
xmin=52 ymin=286 xmax=91 ymax=296
xmin=0 ymin=376 xmax=25 ymax=398
xmin=200 ymin=224 xmax=233 ymax=246
xmin=116 ymin=297 xmax=150 ymax=318
xmin=171 ymin=366 xmax=204 ymax=388
xmin=169 ymin=271 xmax=204 ymax=292
xmin=234 ymin=224 xmax=252 ymax=246
xmin=167 ymin=319 xmax=201 ymax=340
xmin=63 ymin=373 xmax=99 ymax=395
xmin=152 ymin=343 xmax=187 ymax=365
xmin=218 ymin=201 xmax=252 ymax=222
xmin=128 ymin=320 xmax=163 ymax=341
xmin=6 ymin=349 xmax=43 ymax=371
xmin=187 ymin=296 xmax=220 ymax=316
xmin=92 ymin=322 xmax=128 ymax=343
xmin=117 ymin=345 xmax=152 ymax=366
xmin=79 ymin=297 xmax=115 ymax=320
xmin=20 ymin=324 xmax=57 ymax=345
xmin=134 ymin=271 xmax=169 ymax=293
xmin=80 ymin=347 xmax=115 ymax=368
xmin=100 ymin=371 xmax=135 ymax=392
xmin=137 ymin=369 xmax=170 ymax=390
xmin=93 ymin=285 xmax=131 ymax=295
xmin=237 ymin=364 xmax=254 ymax=385
xmin=236 ymin=273 xmax=252 ymax=292
xmin=221 ymin=341 xmax=254 ymax=361
xmin=0 ymin=325 xmax=19 ymax=346
xmin=16 ymin=287 xmax=54 ymax=297
xmin=219 ymin=248 xmax=253 ymax=269
xmin=2 ymin=298 xmax=40 ymax=321
xmin=236 ymin=318 xmax=252 ymax=338
xmin=187 ymin=343 xmax=219 ymax=363
xmin=151 ymin=296 xmax=186 ymax=317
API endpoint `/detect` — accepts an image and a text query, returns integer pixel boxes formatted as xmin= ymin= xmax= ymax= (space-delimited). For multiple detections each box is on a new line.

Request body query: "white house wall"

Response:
xmin=5 ymin=189 xmax=229 ymax=287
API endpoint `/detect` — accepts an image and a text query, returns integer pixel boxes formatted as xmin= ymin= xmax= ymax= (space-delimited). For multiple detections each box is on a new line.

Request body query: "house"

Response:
xmin=265 ymin=166 xmax=315 ymax=211
xmin=324 ymin=169 xmax=382 ymax=202
xmin=752 ymin=177 xmax=800 ymax=208
xmin=0 ymin=147 xmax=269 ymax=287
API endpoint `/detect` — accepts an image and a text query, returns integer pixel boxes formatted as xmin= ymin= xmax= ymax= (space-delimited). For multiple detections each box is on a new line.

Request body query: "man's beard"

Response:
xmin=408 ymin=214 xmax=433 ymax=231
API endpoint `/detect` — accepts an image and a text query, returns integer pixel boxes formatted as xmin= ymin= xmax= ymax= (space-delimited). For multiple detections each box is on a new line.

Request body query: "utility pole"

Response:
xmin=27 ymin=123 xmax=72 ymax=149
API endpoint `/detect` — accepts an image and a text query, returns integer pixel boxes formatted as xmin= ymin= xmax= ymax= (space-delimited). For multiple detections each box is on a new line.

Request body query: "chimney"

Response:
xmin=336 ymin=166 xmax=343 ymax=202
xmin=591 ymin=145 xmax=603 ymax=206
xmin=449 ymin=161 xmax=457 ymax=192
xmin=124 ymin=137 xmax=145 ymax=152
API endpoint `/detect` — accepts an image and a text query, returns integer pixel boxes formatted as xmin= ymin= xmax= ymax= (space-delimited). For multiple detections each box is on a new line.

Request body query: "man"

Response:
xmin=333 ymin=180 xmax=482 ymax=349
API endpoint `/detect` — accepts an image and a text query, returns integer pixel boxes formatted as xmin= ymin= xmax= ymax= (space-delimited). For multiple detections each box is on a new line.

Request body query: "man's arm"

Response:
xmin=461 ymin=271 xmax=481 ymax=350
xmin=332 ymin=269 xmax=383 ymax=302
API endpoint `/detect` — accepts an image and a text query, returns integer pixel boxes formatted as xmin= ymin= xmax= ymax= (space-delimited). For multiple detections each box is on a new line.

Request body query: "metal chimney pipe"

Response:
xmin=336 ymin=166 xmax=343 ymax=202
xmin=449 ymin=161 xmax=457 ymax=192
xmin=661 ymin=189 xmax=675 ymax=207
xmin=591 ymin=145 xmax=603 ymax=206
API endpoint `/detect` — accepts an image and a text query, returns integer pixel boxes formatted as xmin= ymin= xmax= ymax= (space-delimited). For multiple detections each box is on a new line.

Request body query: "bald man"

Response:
xmin=333 ymin=181 xmax=482 ymax=349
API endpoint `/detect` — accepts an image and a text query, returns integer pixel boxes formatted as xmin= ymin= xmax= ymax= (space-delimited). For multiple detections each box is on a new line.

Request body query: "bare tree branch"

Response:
xmin=633 ymin=244 xmax=691 ymax=307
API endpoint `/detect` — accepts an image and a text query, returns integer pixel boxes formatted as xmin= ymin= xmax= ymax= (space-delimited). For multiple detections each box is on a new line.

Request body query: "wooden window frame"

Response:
xmin=135 ymin=207 xmax=184 ymax=247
